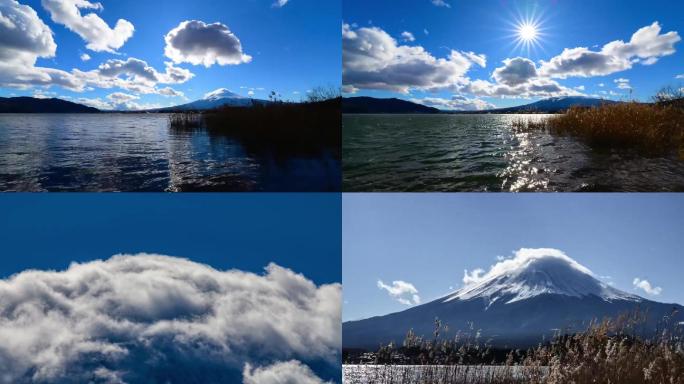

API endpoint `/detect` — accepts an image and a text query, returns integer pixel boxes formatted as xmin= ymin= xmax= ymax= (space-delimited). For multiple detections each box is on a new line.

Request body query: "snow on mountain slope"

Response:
xmin=163 ymin=88 xmax=268 ymax=110
xmin=444 ymin=248 xmax=640 ymax=306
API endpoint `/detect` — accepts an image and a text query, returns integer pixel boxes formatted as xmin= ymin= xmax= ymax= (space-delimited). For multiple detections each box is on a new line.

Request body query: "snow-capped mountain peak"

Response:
xmin=202 ymin=88 xmax=246 ymax=101
xmin=444 ymin=249 xmax=640 ymax=306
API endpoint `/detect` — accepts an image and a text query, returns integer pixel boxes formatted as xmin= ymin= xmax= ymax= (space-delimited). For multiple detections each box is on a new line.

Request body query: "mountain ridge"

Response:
xmin=0 ymin=97 xmax=100 ymax=113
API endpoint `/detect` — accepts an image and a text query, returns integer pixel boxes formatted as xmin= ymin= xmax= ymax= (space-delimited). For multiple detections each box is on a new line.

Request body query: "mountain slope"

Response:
xmin=343 ymin=251 xmax=683 ymax=350
xmin=487 ymin=96 xmax=620 ymax=113
xmin=163 ymin=88 xmax=267 ymax=111
xmin=342 ymin=97 xmax=440 ymax=114
xmin=0 ymin=97 xmax=100 ymax=113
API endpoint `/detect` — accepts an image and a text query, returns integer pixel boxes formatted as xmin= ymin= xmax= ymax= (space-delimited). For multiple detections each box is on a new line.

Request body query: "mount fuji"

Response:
xmin=343 ymin=249 xmax=683 ymax=350
xmin=161 ymin=88 xmax=269 ymax=111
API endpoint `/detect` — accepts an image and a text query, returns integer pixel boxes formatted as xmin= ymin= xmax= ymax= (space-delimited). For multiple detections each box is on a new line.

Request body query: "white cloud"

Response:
xmin=80 ymin=53 xmax=90 ymax=61
xmin=377 ymin=280 xmax=421 ymax=305
xmin=614 ymin=78 xmax=631 ymax=89
xmin=106 ymin=91 xmax=138 ymax=103
xmin=598 ymin=83 xmax=605 ymax=87
xmin=0 ymin=254 xmax=340 ymax=383
xmin=164 ymin=20 xmax=252 ymax=67
xmin=401 ymin=31 xmax=415 ymax=42
xmin=633 ymin=278 xmax=662 ymax=295
xmin=342 ymin=23 xmax=484 ymax=93
xmin=574 ymin=85 xmax=585 ymax=91
xmin=676 ymin=74 xmax=684 ymax=79
xmin=410 ymin=95 xmax=495 ymax=111
xmin=157 ymin=86 xmax=184 ymax=98
xmin=272 ymin=0 xmax=289 ymax=7
xmin=492 ymin=57 xmax=538 ymax=86
xmin=243 ymin=360 xmax=331 ymax=384
xmin=0 ymin=0 xmax=83 ymax=91
xmin=463 ymin=268 xmax=485 ymax=285
xmin=73 ymin=58 xmax=194 ymax=95
xmin=431 ymin=0 xmax=450 ymax=7
xmin=40 ymin=0 xmax=134 ymax=53
xmin=539 ymin=22 xmax=680 ymax=79
xmin=461 ymin=248 xmax=596 ymax=288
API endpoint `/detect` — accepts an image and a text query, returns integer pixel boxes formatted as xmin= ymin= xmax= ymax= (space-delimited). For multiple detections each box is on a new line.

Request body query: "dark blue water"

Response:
xmin=0 ymin=114 xmax=340 ymax=191
xmin=343 ymin=114 xmax=684 ymax=192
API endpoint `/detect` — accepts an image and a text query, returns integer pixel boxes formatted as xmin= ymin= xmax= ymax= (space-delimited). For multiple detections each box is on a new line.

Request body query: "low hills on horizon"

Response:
xmin=343 ymin=95 xmax=622 ymax=114
xmin=1 ymin=94 xmax=621 ymax=114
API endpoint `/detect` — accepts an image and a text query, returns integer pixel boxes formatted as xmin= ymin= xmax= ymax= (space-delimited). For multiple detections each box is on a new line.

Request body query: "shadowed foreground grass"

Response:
xmin=344 ymin=313 xmax=684 ymax=384
xmin=512 ymin=102 xmax=684 ymax=158
xmin=169 ymin=98 xmax=341 ymax=158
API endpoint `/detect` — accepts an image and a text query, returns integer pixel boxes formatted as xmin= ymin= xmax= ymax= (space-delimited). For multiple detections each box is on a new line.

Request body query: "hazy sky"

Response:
xmin=343 ymin=193 xmax=684 ymax=321
xmin=343 ymin=0 xmax=684 ymax=110
xmin=0 ymin=193 xmax=341 ymax=284
xmin=0 ymin=0 xmax=340 ymax=109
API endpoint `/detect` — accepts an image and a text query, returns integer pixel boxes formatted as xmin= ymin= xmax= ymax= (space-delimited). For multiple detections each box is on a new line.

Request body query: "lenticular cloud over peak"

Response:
xmin=0 ymin=254 xmax=341 ymax=383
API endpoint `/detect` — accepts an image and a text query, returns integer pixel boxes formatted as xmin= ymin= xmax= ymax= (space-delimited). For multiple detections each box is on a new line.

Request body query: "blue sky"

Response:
xmin=0 ymin=193 xmax=341 ymax=284
xmin=343 ymin=0 xmax=684 ymax=110
xmin=343 ymin=193 xmax=684 ymax=321
xmin=0 ymin=0 xmax=340 ymax=110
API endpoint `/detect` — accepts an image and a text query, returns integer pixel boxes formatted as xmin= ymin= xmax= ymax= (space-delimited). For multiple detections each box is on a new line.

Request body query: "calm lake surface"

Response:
xmin=343 ymin=114 xmax=684 ymax=192
xmin=0 ymin=114 xmax=340 ymax=191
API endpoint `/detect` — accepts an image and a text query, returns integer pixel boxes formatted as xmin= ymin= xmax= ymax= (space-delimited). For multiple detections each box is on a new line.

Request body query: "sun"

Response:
xmin=518 ymin=22 xmax=538 ymax=42
xmin=509 ymin=16 xmax=545 ymax=55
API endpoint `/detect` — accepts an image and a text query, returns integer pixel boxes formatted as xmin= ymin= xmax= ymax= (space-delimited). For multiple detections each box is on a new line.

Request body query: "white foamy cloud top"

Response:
xmin=0 ymin=254 xmax=340 ymax=383
xmin=462 ymin=248 xmax=595 ymax=286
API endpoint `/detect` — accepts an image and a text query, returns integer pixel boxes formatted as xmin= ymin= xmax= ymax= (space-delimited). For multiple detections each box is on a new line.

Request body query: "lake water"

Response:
xmin=0 ymin=114 xmax=340 ymax=191
xmin=343 ymin=114 xmax=684 ymax=192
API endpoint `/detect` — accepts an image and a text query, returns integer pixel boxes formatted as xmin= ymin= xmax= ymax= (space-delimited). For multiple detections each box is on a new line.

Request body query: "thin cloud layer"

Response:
xmin=41 ymin=0 xmax=134 ymax=53
xmin=164 ymin=20 xmax=252 ymax=67
xmin=0 ymin=254 xmax=341 ymax=383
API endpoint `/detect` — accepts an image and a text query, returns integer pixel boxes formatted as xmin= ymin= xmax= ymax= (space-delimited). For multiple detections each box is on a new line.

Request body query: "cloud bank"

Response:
xmin=0 ymin=254 xmax=340 ymax=383
xmin=377 ymin=280 xmax=421 ymax=305
xmin=164 ymin=20 xmax=252 ymax=67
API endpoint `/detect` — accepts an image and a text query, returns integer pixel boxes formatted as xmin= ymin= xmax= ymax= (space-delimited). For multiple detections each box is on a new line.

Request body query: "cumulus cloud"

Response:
xmin=492 ymin=57 xmax=538 ymax=87
xmin=164 ymin=20 xmax=252 ymax=67
xmin=0 ymin=254 xmax=340 ymax=383
xmin=539 ymin=22 xmax=680 ymax=79
xmin=401 ymin=31 xmax=415 ymax=42
xmin=73 ymin=58 xmax=193 ymax=95
xmin=342 ymin=23 xmax=485 ymax=93
xmin=377 ymin=280 xmax=421 ymax=305
xmin=0 ymin=0 xmax=83 ymax=90
xmin=0 ymin=1 xmax=192 ymax=97
xmin=243 ymin=360 xmax=331 ymax=384
xmin=410 ymin=95 xmax=495 ymax=111
xmin=80 ymin=53 xmax=91 ymax=61
xmin=40 ymin=0 xmax=134 ymax=53
xmin=633 ymin=278 xmax=662 ymax=295
xmin=460 ymin=248 xmax=596 ymax=287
